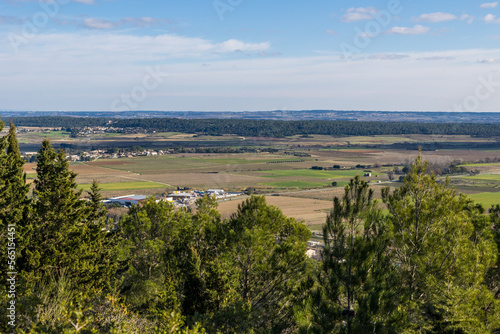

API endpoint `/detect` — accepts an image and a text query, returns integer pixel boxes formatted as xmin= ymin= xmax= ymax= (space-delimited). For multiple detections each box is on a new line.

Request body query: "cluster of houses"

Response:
xmin=21 ymin=149 xmax=173 ymax=162
xmin=103 ymin=189 xmax=244 ymax=208
xmin=72 ymin=149 xmax=171 ymax=162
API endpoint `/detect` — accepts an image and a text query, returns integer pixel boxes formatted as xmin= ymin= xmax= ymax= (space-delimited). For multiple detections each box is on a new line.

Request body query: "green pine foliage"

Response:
xmin=0 ymin=122 xmax=30 ymax=274
xmin=118 ymin=195 xmax=311 ymax=333
xmin=312 ymin=176 xmax=399 ymax=333
xmin=23 ymin=140 xmax=113 ymax=290
xmin=382 ymin=152 xmax=499 ymax=333
xmin=226 ymin=196 xmax=312 ymax=333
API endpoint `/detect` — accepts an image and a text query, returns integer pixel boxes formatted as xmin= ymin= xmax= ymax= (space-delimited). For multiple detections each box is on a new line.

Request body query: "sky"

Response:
xmin=1 ymin=0 xmax=500 ymax=112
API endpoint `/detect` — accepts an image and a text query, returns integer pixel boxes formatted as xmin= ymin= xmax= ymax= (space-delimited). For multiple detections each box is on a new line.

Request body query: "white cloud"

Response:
xmin=83 ymin=18 xmax=115 ymax=29
xmin=340 ymin=7 xmax=378 ymax=22
xmin=80 ymin=17 xmax=171 ymax=29
xmin=480 ymin=2 xmax=498 ymax=8
xmin=417 ymin=56 xmax=455 ymax=61
xmin=368 ymin=54 xmax=409 ymax=60
xmin=478 ymin=58 xmax=500 ymax=63
xmin=326 ymin=29 xmax=337 ymax=35
xmin=460 ymin=14 xmax=475 ymax=24
xmin=2 ymin=32 xmax=270 ymax=60
xmin=385 ymin=25 xmax=430 ymax=35
xmin=485 ymin=14 xmax=500 ymax=23
xmin=416 ymin=12 xmax=457 ymax=23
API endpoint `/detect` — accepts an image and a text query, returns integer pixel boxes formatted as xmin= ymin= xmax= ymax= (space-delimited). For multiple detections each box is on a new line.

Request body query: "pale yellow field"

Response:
xmin=217 ymin=196 xmax=332 ymax=227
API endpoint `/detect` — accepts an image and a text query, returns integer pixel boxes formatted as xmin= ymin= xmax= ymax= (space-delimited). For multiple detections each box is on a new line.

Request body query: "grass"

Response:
xmin=258 ymin=169 xmax=380 ymax=179
xmin=459 ymin=163 xmax=500 ymax=167
xmin=89 ymin=155 xmax=309 ymax=174
xmin=261 ymin=181 xmax=332 ymax=189
xmin=468 ymin=192 xmax=500 ymax=208
xmin=25 ymin=131 xmax=71 ymax=139
xmin=77 ymin=181 xmax=167 ymax=191
xmin=337 ymin=136 xmax=417 ymax=145
xmin=307 ymin=224 xmax=325 ymax=231
xmin=151 ymin=132 xmax=183 ymax=138
xmin=463 ymin=174 xmax=500 ymax=181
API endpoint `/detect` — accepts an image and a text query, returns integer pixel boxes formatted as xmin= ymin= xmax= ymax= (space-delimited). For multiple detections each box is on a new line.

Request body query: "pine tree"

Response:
xmin=382 ymin=152 xmax=498 ymax=332
xmin=226 ymin=195 xmax=312 ymax=333
xmin=488 ymin=204 xmax=500 ymax=301
xmin=119 ymin=197 xmax=183 ymax=314
xmin=313 ymin=176 xmax=399 ymax=333
xmin=82 ymin=180 xmax=120 ymax=289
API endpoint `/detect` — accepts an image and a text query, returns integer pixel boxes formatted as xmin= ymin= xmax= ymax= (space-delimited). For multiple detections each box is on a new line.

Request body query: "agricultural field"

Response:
xmin=88 ymin=154 xmax=311 ymax=174
xmin=464 ymin=174 xmax=500 ymax=181
xmin=17 ymin=129 xmax=500 ymax=229
xmin=469 ymin=192 xmax=500 ymax=208
xmin=258 ymin=169 xmax=381 ymax=179
xmin=77 ymin=181 xmax=166 ymax=192
xmin=261 ymin=181 xmax=336 ymax=189
xmin=217 ymin=196 xmax=333 ymax=229
xmin=16 ymin=130 xmax=72 ymax=143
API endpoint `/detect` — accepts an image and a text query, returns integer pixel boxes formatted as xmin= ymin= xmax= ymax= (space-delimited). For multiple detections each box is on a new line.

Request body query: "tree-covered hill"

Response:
xmin=6 ymin=116 xmax=500 ymax=138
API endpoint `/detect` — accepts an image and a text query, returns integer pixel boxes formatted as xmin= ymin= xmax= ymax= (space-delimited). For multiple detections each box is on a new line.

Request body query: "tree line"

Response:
xmin=0 ymin=120 xmax=499 ymax=333
xmin=9 ymin=116 xmax=500 ymax=138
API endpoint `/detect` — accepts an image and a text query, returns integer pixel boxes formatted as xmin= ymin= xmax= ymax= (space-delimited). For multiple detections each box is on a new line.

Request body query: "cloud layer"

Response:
xmin=416 ymin=12 xmax=457 ymax=23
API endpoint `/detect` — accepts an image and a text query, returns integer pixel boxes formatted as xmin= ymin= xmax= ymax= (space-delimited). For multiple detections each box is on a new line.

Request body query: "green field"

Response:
xmin=90 ymin=155 xmax=307 ymax=174
xmin=468 ymin=192 xmax=500 ymax=208
xmin=28 ymin=130 xmax=71 ymax=139
xmin=337 ymin=136 xmax=417 ymax=145
xmin=459 ymin=163 xmax=500 ymax=167
xmin=464 ymin=174 xmax=500 ymax=181
xmin=258 ymin=169 xmax=379 ymax=179
xmin=78 ymin=181 xmax=166 ymax=191
xmin=262 ymin=181 xmax=332 ymax=189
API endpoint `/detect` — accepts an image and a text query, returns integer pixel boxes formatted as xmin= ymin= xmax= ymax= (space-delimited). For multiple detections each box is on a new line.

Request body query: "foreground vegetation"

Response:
xmin=1 ymin=121 xmax=499 ymax=333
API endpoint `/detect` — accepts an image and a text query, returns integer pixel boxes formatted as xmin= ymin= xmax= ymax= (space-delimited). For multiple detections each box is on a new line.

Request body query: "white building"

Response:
xmin=104 ymin=195 xmax=148 ymax=206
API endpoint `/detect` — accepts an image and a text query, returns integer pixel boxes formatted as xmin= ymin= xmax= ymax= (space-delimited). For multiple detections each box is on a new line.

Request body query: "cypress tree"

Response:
xmin=83 ymin=180 xmax=120 ymax=290
xmin=25 ymin=139 xmax=115 ymax=290
xmin=0 ymin=121 xmax=29 ymax=228
xmin=0 ymin=121 xmax=30 ymax=279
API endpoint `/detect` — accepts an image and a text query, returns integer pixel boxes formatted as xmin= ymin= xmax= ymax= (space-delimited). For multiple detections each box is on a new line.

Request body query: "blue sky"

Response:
xmin=1 ymin=0 xmax=500 ymax=112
